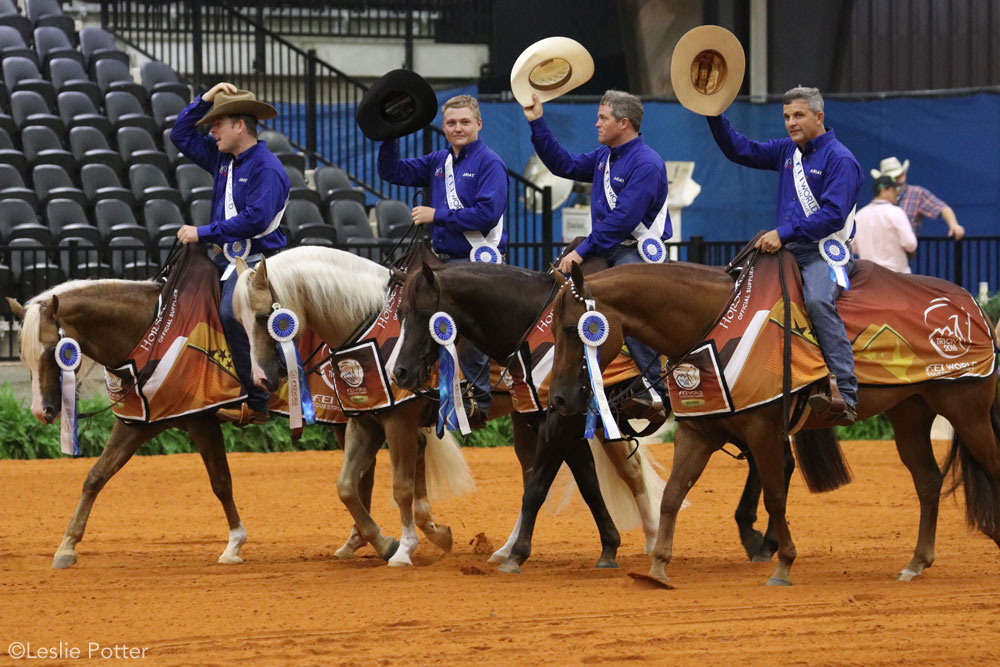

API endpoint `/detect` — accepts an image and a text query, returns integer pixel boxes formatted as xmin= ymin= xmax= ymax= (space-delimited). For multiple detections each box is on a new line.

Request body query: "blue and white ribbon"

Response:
xmin=54 ymin=335 xmax=81 ymax=456
xmin=604 ymin=154 xmax=668 ymax=263
xmin=792 ymin=147 xmax=855 ymax=289
xmin=819 ymin=236 xmax=851 ymax=289
xmin=429 ymin=311 xmax=471 ymax=437
xmin=267 ymin=306 xmax=314 ymax=437
xmin=469 ymin=242 xmax=501 ymax=264
xmin=577 ymin=303 xmax=620 ymax=440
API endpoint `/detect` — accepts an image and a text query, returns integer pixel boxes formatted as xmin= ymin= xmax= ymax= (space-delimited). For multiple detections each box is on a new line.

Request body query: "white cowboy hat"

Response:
xmin=670 ymin=25 xmax=745 ymax=116
xmin=870 ymin=156 xmax=910 ymax=180
xmin=510 ymin=37 xmax=594 ymax=107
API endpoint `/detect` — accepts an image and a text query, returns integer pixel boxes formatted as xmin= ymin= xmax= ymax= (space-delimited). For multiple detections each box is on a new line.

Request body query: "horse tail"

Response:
xmin=422 ymin=428 xmax=477 ymax=502
xmin=588 ymin=439 xmax=641 ymax=529
xmin=942 ymin=383 xmax=1000 ymax=536
xmin=792 ymin=428 xmax=853 ymax=493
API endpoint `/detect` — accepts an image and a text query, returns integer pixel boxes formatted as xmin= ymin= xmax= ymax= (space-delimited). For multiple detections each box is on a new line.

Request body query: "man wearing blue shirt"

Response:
xmin=523 ymin=90 xmax=671 ymax=407
xmin=708 ymin=86 xmax=862 ymax=423
xmin=378 ymin=95 xmax=508 ymax=424
xmin=171 ymin=82 xmax=290 ymax=425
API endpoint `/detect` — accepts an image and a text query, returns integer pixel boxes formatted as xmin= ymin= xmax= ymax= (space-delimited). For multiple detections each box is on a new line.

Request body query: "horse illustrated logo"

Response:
xmin=105 ymin=371 xmax=123 ymax=393
xmin=672 ymin=363 xmax=701 ymax=390
xmin=923 ymin=297 xmax=973 ymax=360
xmin=337 ymin=358 xmax=365 ymax=388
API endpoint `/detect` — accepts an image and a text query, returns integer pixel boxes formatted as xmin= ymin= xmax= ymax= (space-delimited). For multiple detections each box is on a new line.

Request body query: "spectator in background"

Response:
xmin=852 ymin=175 xmax=916 ymax=273
xmin=871 ymin=157 xmax=965 ymax=240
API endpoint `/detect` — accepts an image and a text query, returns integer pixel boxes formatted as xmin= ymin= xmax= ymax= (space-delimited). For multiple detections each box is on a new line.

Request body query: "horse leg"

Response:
xmin=53 ymin=420 xmax=168 ymax=568
xmin=489 ymin=411 xmax=538 ymax=564
xmin=186 ymin=415 xmax=247 ymax=564
xmin=755 ymin=439 xmax=796 ymax=562
xmin=602 ymin=439 xmax=659 ymax=553
xmin=734 ymin=448 xmax=766 ymax=561
xmin=383 ymin=410 xmax=421 ymax=567
xmin=564 ymin=437 xmax=621 ymax=569
xmin=885 ymin=400 xmax=941 ymax=581
xmin=334 ymin=458 xmax=375 ymax=559
xmin=745 ymin=425 xmax=798 ymax=586
xmin=413 ymin=430 xmax=454 ymax=553
xmin=336 ymin=417 xmax=399 ymax=561
xmin=648 ymin=422 xmax=717 ymax=585
xmin=499 ymin=412 xmax=575 ymax=574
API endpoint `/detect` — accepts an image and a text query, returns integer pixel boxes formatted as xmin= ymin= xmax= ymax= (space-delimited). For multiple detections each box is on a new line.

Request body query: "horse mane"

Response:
xmin=233 ymin=246 xmax=391 ymax=327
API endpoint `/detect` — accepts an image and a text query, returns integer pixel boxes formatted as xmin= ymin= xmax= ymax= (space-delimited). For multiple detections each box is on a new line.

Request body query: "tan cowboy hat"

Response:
xmin=195 ymin=89 xmax=278 ymax=127
xmin=670 ymin=25 xmax=745 ymax=116
xmin=510 ymin=37 xmax=594 ymax=107
xmin=870 ymin=156 xmax=910 ymax=180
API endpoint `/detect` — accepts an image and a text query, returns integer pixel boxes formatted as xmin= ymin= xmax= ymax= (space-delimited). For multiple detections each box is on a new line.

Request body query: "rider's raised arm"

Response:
xmin=169 ymin=95 xmax=220 ymax=173
xmin=377 ymin=137 xmax=434 ymax=187
xmin=529 ymin=117 xmax=601 ymax=182
xmin=707 ymin=114 xmax=785 ymax=171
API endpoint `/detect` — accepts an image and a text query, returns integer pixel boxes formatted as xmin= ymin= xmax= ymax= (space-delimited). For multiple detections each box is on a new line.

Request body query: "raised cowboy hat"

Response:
xmin=356 ymin=69 xmax=438 ymax=142
xmin=194 ymin=89 xmax=278 ymax=127
xmin=510 ymin=36 xmax=594 ymax=107
xmin=670 ymin=25 xmax=745 ymax=116
xmin=870 ymin=156 xmax=910 ymax=180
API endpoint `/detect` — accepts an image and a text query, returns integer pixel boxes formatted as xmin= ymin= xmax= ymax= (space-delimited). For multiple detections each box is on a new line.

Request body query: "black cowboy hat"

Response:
xmin=356 ymin=69 xmax=438 ymax=142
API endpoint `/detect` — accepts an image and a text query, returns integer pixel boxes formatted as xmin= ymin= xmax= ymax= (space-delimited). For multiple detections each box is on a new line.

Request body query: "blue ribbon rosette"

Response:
xmin=819 ymin=237 xmax=851 ymax=289
xmin=55 ymin=335 xmax=82 ymax=456
xmin=638 ymin=236 xmax=666 ymax=264
xmin=429 ymin=311 xmax=471 ymax=437
xmin=469 ymin=242 xmax=501 ymax=264
xmin=267 ymin=306 xmax=314 ymax=438
xmin=577 ymin=307 xmax=621 ymax=440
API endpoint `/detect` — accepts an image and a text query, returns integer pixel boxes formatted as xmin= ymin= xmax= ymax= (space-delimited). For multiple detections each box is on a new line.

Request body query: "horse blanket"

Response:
xmin=666 ymin=253 xmax=999 ymax=417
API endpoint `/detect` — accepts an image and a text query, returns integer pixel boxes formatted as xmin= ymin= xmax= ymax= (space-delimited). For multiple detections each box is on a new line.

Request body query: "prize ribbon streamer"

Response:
xmin=268 ymin=307 xmax=314 ymax=439
xmin=577 ymin=309 xmax=621 ymax=440
xmin=429 ymin=312 xmax=471 ymax=437
xmin=55 ymin=336 xmax=81 ymax=456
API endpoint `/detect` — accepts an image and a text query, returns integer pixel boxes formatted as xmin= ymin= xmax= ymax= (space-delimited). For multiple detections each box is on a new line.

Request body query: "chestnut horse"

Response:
xmin=547 ymin=260 xmax=1000 ymax=587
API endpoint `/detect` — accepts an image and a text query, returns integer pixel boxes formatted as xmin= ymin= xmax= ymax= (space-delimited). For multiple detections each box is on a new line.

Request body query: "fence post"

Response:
xmin=190 ymin=0 xmax=204 ymax=90
xmin=100 ymin=0 xmax=110 ymax=28
xmin=541 ymin=185 xmax=553 ymax=269
xmin=254 ymin=0 xmax=266 ymax=73
xmin=305 ymin=50 xmax=318 ymax=169
xmin=689 ymin=235 xmax=705 ymax=264
xmin=953 ymin=238 xmax=964 ymax=287
xmin=404 ymin=0 xmax=414 ymax=69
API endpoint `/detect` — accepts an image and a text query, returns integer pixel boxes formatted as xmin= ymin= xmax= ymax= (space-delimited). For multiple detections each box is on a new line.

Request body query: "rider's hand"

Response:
xmin=523 ymin=94 xmax=544 ymax=122
xmin=177 ymin=225 xmax=199 ymax=245
xmin=754 ymin=229 xmax=783 ymax=254
xmin=411 ymin=206 xmax=435 ymax=225
xmin=557 ymin=249 xmax=583 ymax=274
xmin=202 ymin=82 xmax=238 ymax=103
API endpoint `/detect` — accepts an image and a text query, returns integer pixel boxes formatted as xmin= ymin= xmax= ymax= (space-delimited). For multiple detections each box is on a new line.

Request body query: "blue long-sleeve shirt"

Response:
xmin=707 ymin=114 xmax=862 ymax=245
xmin=529 ymin=117 xmax=670 ymax=260
xmin=377 ymin=138 xmax=508 ymax=257
xmin=170 ymin=96 xmax=289 ymax=253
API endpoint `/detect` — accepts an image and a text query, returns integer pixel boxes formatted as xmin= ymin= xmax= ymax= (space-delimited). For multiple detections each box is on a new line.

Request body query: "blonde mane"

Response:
xmin=233 ymin=246 xmax=391 ymax=332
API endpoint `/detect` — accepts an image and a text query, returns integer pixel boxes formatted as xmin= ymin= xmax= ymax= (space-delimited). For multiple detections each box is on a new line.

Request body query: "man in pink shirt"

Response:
xmin=852 ymin=175 xmax=917 ymax=273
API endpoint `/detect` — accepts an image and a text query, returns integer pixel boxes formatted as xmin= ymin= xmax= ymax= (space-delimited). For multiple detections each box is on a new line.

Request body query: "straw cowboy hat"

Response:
xmin=670 ymin=25 xmax=745 ymax=116
xmin=195 ymin=89 xmax=278 ymax=127
xmin=510 ymin=36 xmax=594 ymax=107
xmin=870 ymin=156 xmax=910 ymax=180
xmin=356 ymin=69 xmax=439 ymax=141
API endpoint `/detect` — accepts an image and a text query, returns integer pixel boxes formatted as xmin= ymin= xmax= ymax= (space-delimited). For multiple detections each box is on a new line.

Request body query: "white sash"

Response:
xmin=444 ymin=153 xmax=503 ymax=262
xmin=603 ymin=153 xmax=668 ymax=263
xmin=221 ymin=157 xmax=288 ymax=280
xmin=792 ymin=148 xmax=856 ymax=288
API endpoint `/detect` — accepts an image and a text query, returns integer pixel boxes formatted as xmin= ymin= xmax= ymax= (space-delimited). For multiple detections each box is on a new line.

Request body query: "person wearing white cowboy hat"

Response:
xmin=170 ymin=81 xmax=290 ymax=426
xmin=871 ymin=156 xmax=965 ymax=240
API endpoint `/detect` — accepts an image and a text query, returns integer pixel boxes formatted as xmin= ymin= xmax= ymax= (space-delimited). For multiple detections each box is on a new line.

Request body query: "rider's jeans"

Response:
xmin=217 ymin=255 xmax=269 ymax=413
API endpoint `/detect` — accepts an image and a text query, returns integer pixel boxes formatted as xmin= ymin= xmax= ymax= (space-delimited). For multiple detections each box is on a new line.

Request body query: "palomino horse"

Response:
xmin=7 ymin=279 xmax=248 ymax=568
xmin=233 ymin=246 xmax=653 ymax=569
xmin=547 ymin=260 xmax=1000 ymax=587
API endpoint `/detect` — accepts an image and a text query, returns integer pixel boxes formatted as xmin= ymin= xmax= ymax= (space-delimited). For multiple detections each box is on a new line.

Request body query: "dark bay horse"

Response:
xmin=234 ymin=247 xmax=654 ymax=570
xmin=389 ymin=260 xmax=791 ymax=572
xmin=7 ymin=280 xmax=248 ymax=568
xmin=547 ymin=260 xmax=1000 ymax=587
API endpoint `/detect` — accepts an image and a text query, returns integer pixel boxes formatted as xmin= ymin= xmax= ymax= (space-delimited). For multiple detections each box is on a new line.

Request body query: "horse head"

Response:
xmin=233 ymin=258 xmax=286 ymax=393
xmin=392 ymin=262 xmax=444 ymax=391
xmin=548 ymin=263 xmax=625 ymax=416
xmin=7 ymin=295 xmax=69 ymax=424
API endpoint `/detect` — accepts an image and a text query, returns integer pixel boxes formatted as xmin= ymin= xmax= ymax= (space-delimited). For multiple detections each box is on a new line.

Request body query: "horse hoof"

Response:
xmin=426 ymin=526 xmax=453 ymax=553
xmin=487 ymin=551 xmax=508 ymax=564
xmin=387 ymin=556 xmax=412 ymax=567
xmin=596 ymin=559 xmax=619 ymax=569
xmin=380 ymin=538 xmax=401 ymax=562
xmin=333 ymin=545 xmax=357 ymax=559
xmin=497 ymin=560 xmax=522 ymax=574
xmin=627 ymin=571 xmax=675 ymax=589
xmin=766 ymin=577 xmax=793 ymax=586
xmin=218 ymin=554 xmax=244 ymax=565
xmin=897 ymin=568 xmax=920 ymax=582
xmin=751 ymin=552 xmax=775 ymax=563
xmin=742 ymin=531 xmax=765 ymax=561
xmin=52 ymin=553 xmax=77 ymax=569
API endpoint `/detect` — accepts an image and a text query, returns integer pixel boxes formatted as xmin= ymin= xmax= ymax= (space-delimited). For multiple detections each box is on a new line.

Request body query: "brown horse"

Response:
xmin=547 ymin=259 xmax=1000 ymax=587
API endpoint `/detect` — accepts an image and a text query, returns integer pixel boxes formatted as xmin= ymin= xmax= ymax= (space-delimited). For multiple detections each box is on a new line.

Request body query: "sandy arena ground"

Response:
xmin=1 ymin=439 xmax=999 ymax=665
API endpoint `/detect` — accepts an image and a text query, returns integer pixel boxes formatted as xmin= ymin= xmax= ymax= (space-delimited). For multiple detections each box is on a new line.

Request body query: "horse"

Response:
xmin=232 ymin=246 xmax=653 ymax=570
xmin=547 ymin=259 xmax=1000 ymax=587
xmin=389 ymin=260 xmax=801 ymax=572
xmin=7 ymin=278 xmax=248 ymax=569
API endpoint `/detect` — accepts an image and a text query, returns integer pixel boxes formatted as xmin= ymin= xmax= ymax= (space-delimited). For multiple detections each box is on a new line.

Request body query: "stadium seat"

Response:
xmin=21 ymin=124 xmax=76 ymax=174
xmin=375 ymin=199 xmax=411 ymax=239
xmin=105 ymin=91 xmax=158 ymax=138
xmin=117 ymin=126 xmax=170 ymax=173
xmin=283 ymin=164 xmax=321 ymax=207
xmin=78 ymin=27 xmax=129 ymax=73
xmin=314 ymin=165 xmax=365 ymax=207
xmin=142 ymin=198 xmax=185 ymax=242
xmin=24 ymin=0 xmax=76 ymax=44
xmin=259 ymin=129 xmax=306 ymax=173
xmin=10 ymin=90 xmax=64 ymax=134
xmin=80 ymin=162 xmax=132 ymax=207
xmin=0 ymin=197 xmax=39 ymax=242
xmin=0 ymin=24 xmax=36 ymax=64
xmin=127 ymin=163 xmax=181 ymax=207
xmin=32 ymin=163 xmax=85 ymax=207
xmin=150 ymin=91 xmax=185 ymax=130
xmin=69 ymin=125 xmax=122 ymax=173
xmin=0 ymin=132 xmax=28 ymax=179
xmin=140 ymin=61 xmax=189 ymax=100
xmin=94 ymin=197 xmax=147 ymax=243
xmin=175 ymin=163 xmax=213 ymax=204
xmin=0 ymin=1 xmax=32 ymax=45
xmin=329 ymin=200 xmax=377 ymax=259
xmin=8 ymin=220 xmax=53 ymax=245
xmin=108 ymin=235 xmax=155 ymax=279
xmin=162 ymin=127 xmax=189 ymax=167
xmin=49 ymin=59 xmax=102 ymax=110
xmin=16 ymin=254 xmax=65 ymax=302
xmin=283 ymin=199 xmax=333 ymax=244
xmin=59 ymin=235 xmax=113 ymax=279
xmin=58 ymin=91 xmax=112 ymax=138
xmin=0 ymin=263 xmax=12 ymax=315
xmin=187 ymin=198 xmax=211 ymax=228
xmin=95 ymin=60 xmax=148 ymax=108
xmin=0 ymin=162 xmax=38 ymax=209
xmin=48 ymin=198 xmax=101 ymax=248
xmin=3 ymin=56 xmax=56 ymax=110
xmin=33 ymin=25 xmax=83 ymax=73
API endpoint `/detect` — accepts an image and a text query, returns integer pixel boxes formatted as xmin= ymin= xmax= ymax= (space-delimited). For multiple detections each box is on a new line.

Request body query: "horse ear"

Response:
xmin=50 ymin=294 xmax=60 ymax=316
xmin=420 ymin=262 xmax=435 ymax=286
xmin=570 ymin=261 xmax=585 ymax=295
xmin=390 ymin=267 xmax=408 ymax=285
xmin=552 ymin=268 xmax=568 ymax=287
xmin=6 ymin=297 xmax=25 ymax=321
xmin=234 ymin=257 xmax=250 ymax=277
xmin=251 ymin=258 xmax=269 ymax=290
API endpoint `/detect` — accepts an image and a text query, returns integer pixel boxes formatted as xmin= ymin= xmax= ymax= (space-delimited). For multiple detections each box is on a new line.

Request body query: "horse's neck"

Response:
xmin=302 ymin=279 xmax=388 ymax=348
xmin=444 ymin=269 xmax=554 ymax=359
xmin=58 ymin=283 xmax=162 ymax=366
xmin=595 ymin=264 xmax=733 ymax=358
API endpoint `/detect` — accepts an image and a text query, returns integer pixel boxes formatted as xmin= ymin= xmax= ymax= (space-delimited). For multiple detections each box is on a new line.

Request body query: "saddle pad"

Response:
xmin=267 ymin=328 xmax=347 ymax=424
